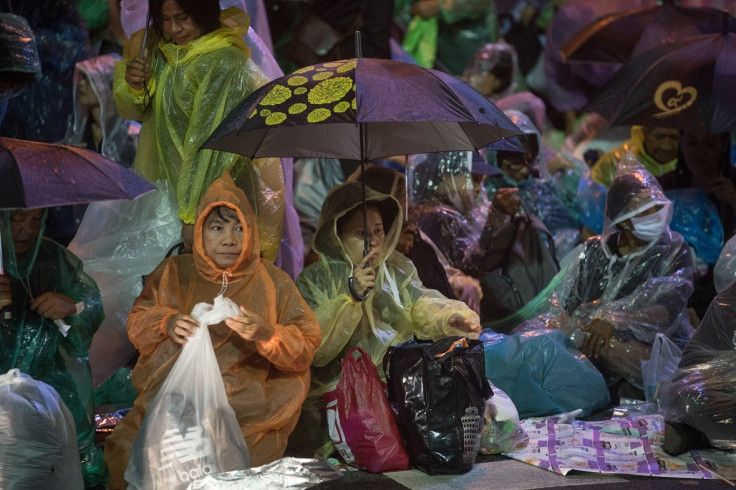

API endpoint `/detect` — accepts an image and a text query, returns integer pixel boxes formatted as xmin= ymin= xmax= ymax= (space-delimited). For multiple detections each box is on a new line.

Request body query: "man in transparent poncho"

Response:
xmin=515 ymin=153 xmax=696 ymax=399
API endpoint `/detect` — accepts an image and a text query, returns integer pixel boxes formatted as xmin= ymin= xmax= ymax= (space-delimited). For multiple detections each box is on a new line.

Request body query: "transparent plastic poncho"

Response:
xmin=60 ymin=53 xmax=140 ymax=168
xmin=484 ymin=110 xmax=582 ymax=259
xmin=409 ymin=151 xmax=510 ymax=277
xmin=659 ymin=280 xmax=736 ymax=451
xmin=513 ymin=155 xmax=696 ymax=389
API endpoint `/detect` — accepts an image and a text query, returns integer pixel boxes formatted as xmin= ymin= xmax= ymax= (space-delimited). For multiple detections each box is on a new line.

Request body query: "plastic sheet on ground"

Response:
xmin=185 ymin=457 xmax=342 ymax=489
xmin=505 ymin=412 xmax=736 ymax=481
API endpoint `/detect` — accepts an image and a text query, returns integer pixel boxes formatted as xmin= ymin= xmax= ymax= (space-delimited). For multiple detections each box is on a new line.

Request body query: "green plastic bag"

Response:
xmin=402 ymin=16 xmax=438 ymax=68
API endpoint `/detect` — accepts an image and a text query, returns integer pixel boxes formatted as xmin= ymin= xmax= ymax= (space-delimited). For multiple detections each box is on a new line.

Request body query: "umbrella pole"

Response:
xmin=360 ymin=121 xmax=368 ymax=257
xmin=356 ymin=30 xmax=368 ymax=257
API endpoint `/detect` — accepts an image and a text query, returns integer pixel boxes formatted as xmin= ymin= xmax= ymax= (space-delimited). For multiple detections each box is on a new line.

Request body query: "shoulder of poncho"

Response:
xmin=260 ymin=259 xmax=292 ymax=284
xmin=162 ymin=29 xmax=248 ymax=66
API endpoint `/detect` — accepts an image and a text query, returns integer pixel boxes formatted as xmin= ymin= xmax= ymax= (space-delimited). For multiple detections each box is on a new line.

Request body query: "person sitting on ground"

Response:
xmin=0 ymin=208 xmax=107 ymax=488
xmin=591 ymin=125 xmax=684 ymax=190
xmin=674 ymin=128 xmax=736 ymax=321
xmin=103 ymin=173 xmax=322 ymax=489
xmin=513 ymin=153 xmax=696 ymax=401
xmin=659 ymin=238 xmax=736 ymax=455
xmin=410 ymin=151 xmax=559 ymax=329
xmin=291 ymin=180 xmax=480 ymax=458
xmin=349 ymin=164 xmax=475 ymax=310
xmin=485 ymin=110 xmax=584 ymax=260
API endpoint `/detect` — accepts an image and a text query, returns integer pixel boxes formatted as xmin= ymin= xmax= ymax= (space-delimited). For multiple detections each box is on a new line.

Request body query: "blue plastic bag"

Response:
xmin=481 ymin=329 xmax=610 ymax=419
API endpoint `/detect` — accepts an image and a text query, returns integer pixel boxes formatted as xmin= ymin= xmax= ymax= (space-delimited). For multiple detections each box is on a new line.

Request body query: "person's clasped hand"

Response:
xmin=225 ymin=306 xmax=275 ymax=342
xmin=165 ymin=313 xmax=200 ymax=345
xmin=0 ymin=275 xmax=11 ymax=310
xmin=449 ymin=313 xmax=481 ymax=334
xmin=492 ymin=187 xmax=521 ymax=216
xmin=124 ymin=52 xmax=151 ymax=92
xmin=30 ymin=292 xmax=76 ymax=320
xmin=580 ymin=318 xmax=615 ymax=359
xmin=353 ymin=251 xmax=377 ymax=294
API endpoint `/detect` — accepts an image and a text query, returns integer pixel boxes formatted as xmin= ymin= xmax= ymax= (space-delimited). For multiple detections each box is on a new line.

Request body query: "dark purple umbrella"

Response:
xmin=204 ymin=57 xmax=522 ymax=252
xmin=0 ymin=137 xmax=156 ymax=210
xmin=204 ymin=57 xmax=522 ymax=160
xmin=561 ymin=1 xmax=736 ymax=63
xmin=584 ymin=33 xmax=736 ymax=134
xmin=543 ymin=0 xmax=647 ymax=113
xmin=0 ymin=136 xmax=156 ymax=275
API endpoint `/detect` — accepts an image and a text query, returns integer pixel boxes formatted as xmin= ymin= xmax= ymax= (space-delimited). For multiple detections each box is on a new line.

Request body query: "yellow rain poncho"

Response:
xmin=297 ymin=182 xmax=480 ymax=393
xmin=591 ymin=126 xmax=679 ymax=189
xmin=104 ymin=174 xmax=321 ymax=489
xmin=114 ymin=7 xmax=284 ymax=260
xmin=293 ymin=181 xmax=480 ymax=455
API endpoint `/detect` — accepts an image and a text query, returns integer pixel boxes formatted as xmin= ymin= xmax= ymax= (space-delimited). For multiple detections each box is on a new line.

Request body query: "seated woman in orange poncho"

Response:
xmin=104 ymin=173 xmax=321 ymax=489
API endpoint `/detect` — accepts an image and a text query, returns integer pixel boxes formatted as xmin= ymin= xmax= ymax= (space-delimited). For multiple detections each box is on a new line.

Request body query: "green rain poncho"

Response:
xmin=113 ymin=8 xmax=284 ymax=259
xmin=296 ymin=181 xmax=480 ymax=396
xmin=0 ymin=210 xmax=106 ymax=487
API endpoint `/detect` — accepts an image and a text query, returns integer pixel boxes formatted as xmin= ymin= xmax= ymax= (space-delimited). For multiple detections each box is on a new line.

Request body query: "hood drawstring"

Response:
xmin=218 ymin=270 xmax=232 ymax=296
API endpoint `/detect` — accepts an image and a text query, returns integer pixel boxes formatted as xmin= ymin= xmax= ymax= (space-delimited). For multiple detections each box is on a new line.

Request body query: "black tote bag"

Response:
xmin=383 ymin=337 xmax=493 ymax=475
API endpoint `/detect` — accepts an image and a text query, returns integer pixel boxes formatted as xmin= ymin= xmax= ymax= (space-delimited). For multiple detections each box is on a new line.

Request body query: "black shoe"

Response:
xmin=664 ymin=422 xmax=705 ymax=456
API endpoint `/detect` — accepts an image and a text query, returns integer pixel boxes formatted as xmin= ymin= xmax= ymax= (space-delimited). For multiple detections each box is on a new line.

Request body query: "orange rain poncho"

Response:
xmin=104 ymin=174 xmax=321 ymax=488
xmin=114 ymin=7 xmax=285 ymax=260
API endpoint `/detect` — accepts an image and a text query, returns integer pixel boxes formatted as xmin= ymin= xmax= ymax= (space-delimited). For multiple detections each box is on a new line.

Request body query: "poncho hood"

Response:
xmin=313 ymin=181 xmax=401 ymax=269
xmin=0 ymin=209 xmax=48 ymax=279
xmin=193 ymin=172 xmax=260 ymax=284
xmin=159 ymin=7 xmax=250 ymax=66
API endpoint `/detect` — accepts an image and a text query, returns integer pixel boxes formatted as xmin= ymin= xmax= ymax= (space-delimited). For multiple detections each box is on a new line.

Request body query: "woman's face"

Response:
xmin=202 ymin=209 xmax=243 ymax=268
xmin=161 ymin=0 xmax=204 ymax=45
xmin=339 ymin=205 xmax=385 ymax=267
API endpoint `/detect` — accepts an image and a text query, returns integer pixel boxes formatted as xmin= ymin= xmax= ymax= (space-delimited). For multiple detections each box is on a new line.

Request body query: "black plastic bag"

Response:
xmin=383 ymin=337 xmax=493 ymax=475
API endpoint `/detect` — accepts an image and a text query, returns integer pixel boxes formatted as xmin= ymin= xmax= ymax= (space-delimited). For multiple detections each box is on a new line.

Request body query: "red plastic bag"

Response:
xmin=325 ymin=347 xmax=410 ymax=473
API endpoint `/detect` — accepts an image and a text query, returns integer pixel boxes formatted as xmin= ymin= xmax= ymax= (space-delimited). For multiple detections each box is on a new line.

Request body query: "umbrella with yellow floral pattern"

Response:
xmin=203 ymin=57 xmax=521 ymax=160
xmin=203 ymin=57 xmax=521 ymax=254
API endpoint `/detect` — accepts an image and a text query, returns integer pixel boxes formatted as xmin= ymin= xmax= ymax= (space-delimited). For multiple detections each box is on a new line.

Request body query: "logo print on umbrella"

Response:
xmin=653 ymin=80 xmax=697 ymax=118
xmin=250 ymin=60 xmax=357 ymax=126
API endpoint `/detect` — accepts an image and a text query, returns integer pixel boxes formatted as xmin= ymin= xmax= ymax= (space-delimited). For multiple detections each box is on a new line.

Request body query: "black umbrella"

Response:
xmin=583 ymin=33 xmax=736 ymax=134
xmin=204 ymin=56 xmax=522 ymax=252
xmin=561 ymin=1 xmax=736 ymax=63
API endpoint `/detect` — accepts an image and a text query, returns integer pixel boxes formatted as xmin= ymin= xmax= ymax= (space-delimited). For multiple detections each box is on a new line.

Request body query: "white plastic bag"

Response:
xmin=641 ymin=333 xmax=682 ymax=402
xmin=0 ymin=369 xmax=84 ymax=489
xmin=125 ymin=295 xmax=251 ymax=490
xmin=480 ymin=381 xmax=529 ymax=454
xmin=68 ymin=182 xmax=181 ymax=387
